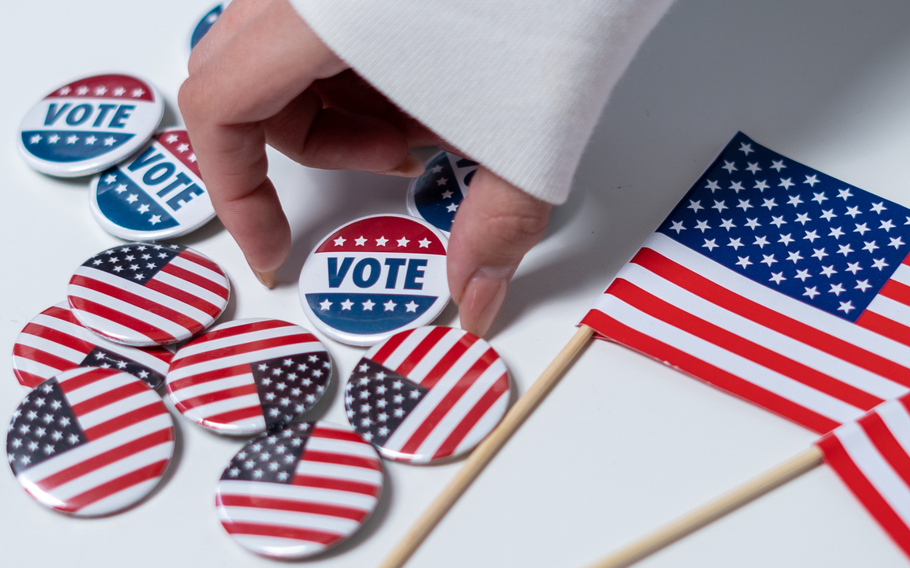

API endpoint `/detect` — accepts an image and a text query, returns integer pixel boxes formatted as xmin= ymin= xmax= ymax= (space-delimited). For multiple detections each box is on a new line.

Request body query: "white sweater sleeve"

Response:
xmin=289 ymin=0 xmax=674 ymax=205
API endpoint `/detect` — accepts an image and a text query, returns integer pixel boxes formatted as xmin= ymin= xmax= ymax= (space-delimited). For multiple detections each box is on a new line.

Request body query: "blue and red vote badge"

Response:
xmin=406 ymin=150 xmax=478 ymax=235
xmin=188 ymin=3 xmax=229 ymax=57
xmin=18 ymin=74 xmax=163 ymax=177
xmin=89 ymin=128 xmax=215 ymax=241
xmin=298 ymin=215 xmax=451 ymax=346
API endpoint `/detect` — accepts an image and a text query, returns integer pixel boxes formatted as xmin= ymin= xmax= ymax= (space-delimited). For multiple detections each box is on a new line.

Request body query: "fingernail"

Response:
xmin=459 ymin=268 xmax=512 ymax=337
xmin=378 ymin=153 xmax=425 ymax=177
xmin=251 ymin=267 xmax=277 ymax=289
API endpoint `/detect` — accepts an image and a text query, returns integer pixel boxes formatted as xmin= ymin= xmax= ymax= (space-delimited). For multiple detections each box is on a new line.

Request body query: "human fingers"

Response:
xmin=187 ymin=0 xmax=273 ymax=75
xmin=446 ymin=167 xmax=552 ymax=337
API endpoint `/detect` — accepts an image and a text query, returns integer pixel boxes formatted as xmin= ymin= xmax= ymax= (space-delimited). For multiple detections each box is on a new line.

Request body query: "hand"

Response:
xmin=179 ymin=0 xmax=551 ymax=337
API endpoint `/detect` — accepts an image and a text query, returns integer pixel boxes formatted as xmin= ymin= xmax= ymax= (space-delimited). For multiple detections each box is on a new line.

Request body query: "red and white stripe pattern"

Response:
xmin=818 ymin=393 xmax=910 ymax=557
xmin=12 ymin=302 xmax=172 ymax=390
xmin=346 ymin=326 xmax=511 ymax=463
xmin=582 ymin=233 xmax=910 ymax=433
xmin=67 ymin=243 xmax=230 ymax=347
xmin=216 ymin=421 xmax=382 ymax=559
xmin=6 ymin=367 xmax=174 ymax=516
xmin=166 ymin=319 xmax=332 ymax=436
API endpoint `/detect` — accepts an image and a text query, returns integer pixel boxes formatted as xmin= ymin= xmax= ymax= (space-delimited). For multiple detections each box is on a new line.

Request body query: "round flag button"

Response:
xmin=89 ymin=128 xmax=215 ymax=241
xmin=18 ymin=74 xmax=164 ymax=177
xmin=6 ymin=367 xmax=175 ymax=516
xmin=12 ymin=302 xmax=173 ymax=391
xmin=67 ymin=243 xmax=231 ymax=347
xmin=344 ymin=326 xmax=511 ymax=463
xmin=406 ymin=150 xmax=478 ymax=235
xmin=298 ymin=214 xmax=450 ymax=346
xmin=216 ymin=420 xmax=383 ymax=559
xmin=188 ymin=3 xmax=227 ymax=55
xmin=166 ymin=319 xmax=332 ymax=436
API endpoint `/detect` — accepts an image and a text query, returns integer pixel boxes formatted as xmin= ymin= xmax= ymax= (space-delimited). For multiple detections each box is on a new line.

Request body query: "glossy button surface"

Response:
xmin=12 ymin=302 xmax=173 ymax=390
xmin=18 ymin=74 xmax=163 ymax=177
xmin=166 ymin=319 xmax=332 ymax=436
xmin=345 ymin=326 xmax=511 ymax=463
xmin=89 ymin=128 xmax=215 ymax=241
xmin=6 ymin=367 xmax=175 ymax=516
xmin=67 ymin=243 xmax=230 ymax=347
xmin=406 ymin=150 xmax=478 ymax=235
xmin=298 ymin=214 xmax=450 ymax=346
xmin=216 ymin=420 xmax=383 ymax=558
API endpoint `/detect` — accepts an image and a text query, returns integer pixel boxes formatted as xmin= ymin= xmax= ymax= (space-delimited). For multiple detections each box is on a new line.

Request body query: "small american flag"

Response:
xmin=12 ymin=302 xmax=172 ymax=390
xmin=345 ymin=326 xmax=511 ymax=463
xmin=6 ymin=367 xmax=174 ymax=516
xmin=818 ymin=393 xmax=910 ymax=557
xmin=216 ymin=421 xmax=382 ymax=559
xmin=67 ymin=243 xmax=230 ymax=346
xmin=166 ymin=319 xmax=331 ymax=436
xmin=582 ymin=133 xmax=910 ymax=433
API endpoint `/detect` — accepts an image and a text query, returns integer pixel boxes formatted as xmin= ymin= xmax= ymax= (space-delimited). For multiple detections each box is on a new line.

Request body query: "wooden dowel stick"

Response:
xmin=587 ymin=445 xmax=825 ymax=568
xmin=379 ymin=324 xmax=596 ymax=568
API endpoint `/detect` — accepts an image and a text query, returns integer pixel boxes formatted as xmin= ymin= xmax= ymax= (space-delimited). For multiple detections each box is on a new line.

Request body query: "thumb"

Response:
xmin=447 ymin=167 xmax=552 ymax=337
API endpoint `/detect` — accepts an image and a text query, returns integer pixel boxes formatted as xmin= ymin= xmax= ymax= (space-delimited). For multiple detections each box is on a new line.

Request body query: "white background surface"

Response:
xmin=1 ymin=0 xmax=910 ymax=567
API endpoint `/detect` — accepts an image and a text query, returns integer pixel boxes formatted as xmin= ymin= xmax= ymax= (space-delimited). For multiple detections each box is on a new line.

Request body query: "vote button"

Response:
xmin=298 ymin=215 xmax=451 ymax=346
xmin=18 ymin=73 xmax=164 ymax=178
xmin=89 ymin=128 xmax=215 ymax=241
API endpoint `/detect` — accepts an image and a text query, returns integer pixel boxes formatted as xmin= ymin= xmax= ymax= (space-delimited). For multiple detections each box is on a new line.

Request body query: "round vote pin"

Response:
xmin=67 ymin=243 xmax=231 ymax=347
xmin=216 ymin=420 xmax=383 ymax=559
xmin=166 ymin=319 xmax=332 ymax=436
xmin=345 ymin=326 xmax=511 ymax=464
xmin=6 ymin=367 xmax=175 ymax=516
xmin=89 ymin=128 xmax=215 ymax=241
xmin=18 ymin=74 xmax=164 ymax=177
xmin=188 ymin=3 xmax=228 ymax=55
xmin=406 ymin=150 xmax=478 ymax=235
xmin=12 ymin=302 xmax=173 ymax=391
xmin=298 ymin=214 xmax=450 ymax=346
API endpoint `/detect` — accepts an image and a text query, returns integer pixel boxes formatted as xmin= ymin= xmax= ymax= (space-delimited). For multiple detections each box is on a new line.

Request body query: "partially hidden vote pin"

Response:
xmin=188 ymin=3 xmax=229 ymax=55
xmin=166 ymin=319 xmax=332 ymax=436
xmin=345 ymin=326 xmax=511 ymax=464
xmin=406 ymin=150 xmax=478 ymax=235
xmin=6 ymin=367 xmax=175 ymax=516
xmin=18 ymin=74 xmax=164 ymax=177
xmin=90 ymin=128 xmax=215 ymax=241
xmin=216 ymin=421 xmax=383 ymax=559
xmin=298 ymin=214 xmax=451 ymax=346
xmin=67 ymin=243 xmax=230 ymax=347
xmin=12 ymin=302 xmax=173 ymax=391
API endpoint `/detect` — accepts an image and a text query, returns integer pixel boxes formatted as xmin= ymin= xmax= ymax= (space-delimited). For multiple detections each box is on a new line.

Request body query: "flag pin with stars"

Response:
xmin=89 ymin=128 xmax=214 ymax=241
xmin=17 ymin=74 xmax=163 ymax=177
xmin=6 ymin=367 xmax=175 ymax=516
xmin=298 ymin=214 xmax=451 ymax=346
xmin=406 ymin=150 xmax=478 ymax=235
xmin=166 ymin=319 xmax=333 ymax=436
xmin=12 ymin=302 xmax=173 ymax=391
xmin=345 ymin=326 xmax=512 ymax=463
xmin=215 ymin=420 xmax=382 ymax=558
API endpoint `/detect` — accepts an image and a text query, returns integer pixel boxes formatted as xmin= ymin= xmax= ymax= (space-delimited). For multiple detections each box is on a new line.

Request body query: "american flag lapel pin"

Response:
xmin=12 ymin=302 xmax=173 ymax=391
xmin=406 ymin=150 xmax=478 ymax=235
xmin=67 ymin=243 xmax=230 ymax=347
xmin=6 ymin=367 xmax=175 ymax=516
xmin=166 ymin=319 xmax=332 ymax=436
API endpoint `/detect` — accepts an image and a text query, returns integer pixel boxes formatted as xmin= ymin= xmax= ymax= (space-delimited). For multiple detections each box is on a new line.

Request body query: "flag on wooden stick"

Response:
xmin=582 ymin=132 xmax=910 ymax=433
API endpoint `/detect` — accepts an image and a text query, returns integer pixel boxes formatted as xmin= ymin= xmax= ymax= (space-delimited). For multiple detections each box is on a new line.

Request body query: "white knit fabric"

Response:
xmin=290 ymin=0 xmax=673 ymax=204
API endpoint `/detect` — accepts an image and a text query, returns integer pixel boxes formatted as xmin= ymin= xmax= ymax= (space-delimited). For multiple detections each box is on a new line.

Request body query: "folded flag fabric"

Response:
xmin=818 ymin=393 xmax=910 ymax=557
xmin=582 ymin=132 xmax=910 ymax=433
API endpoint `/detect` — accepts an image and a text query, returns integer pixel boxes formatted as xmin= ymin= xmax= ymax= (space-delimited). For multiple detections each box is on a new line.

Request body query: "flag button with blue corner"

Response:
xmin=18 ymin=74 xmax=163 ymax=177
xmin=298 ymin=215 xmax=451 ymax=346
xmin=89 ymin=128 xmax=215 ymax=241
xmin=406 ymin=150 xmax=478 ymax=235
